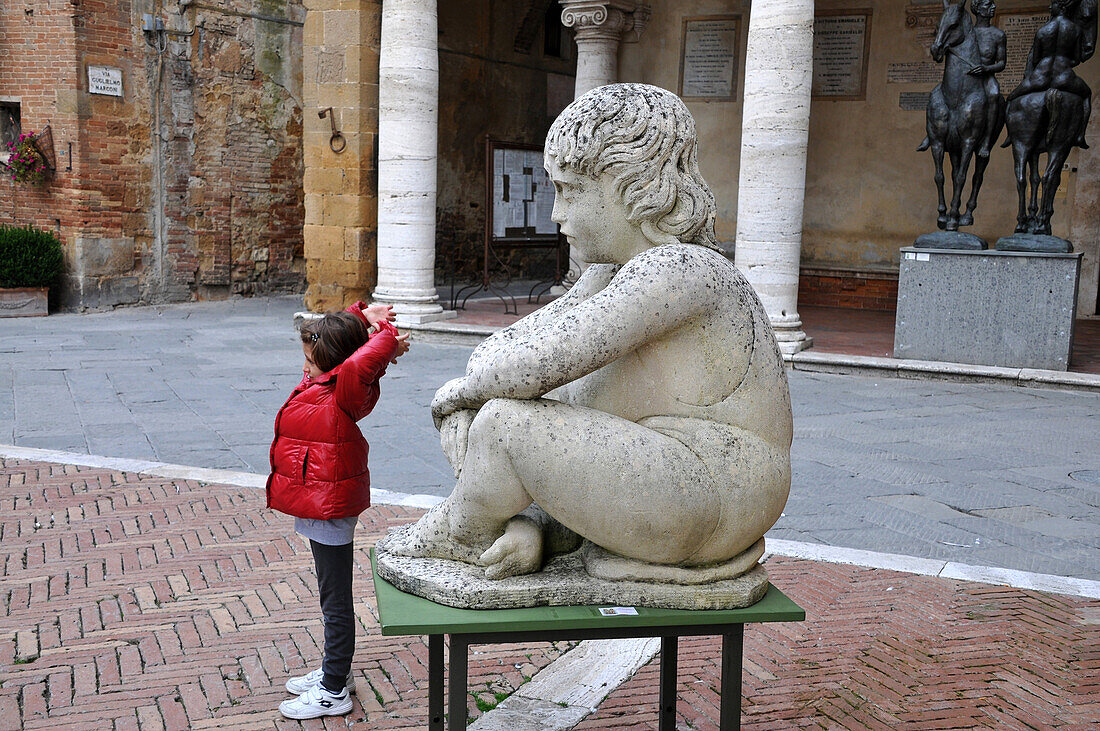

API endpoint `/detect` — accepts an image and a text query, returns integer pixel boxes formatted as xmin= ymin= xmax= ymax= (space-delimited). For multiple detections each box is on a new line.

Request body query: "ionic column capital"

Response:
xmin=560 ymin=1 xmax=648 ymax=43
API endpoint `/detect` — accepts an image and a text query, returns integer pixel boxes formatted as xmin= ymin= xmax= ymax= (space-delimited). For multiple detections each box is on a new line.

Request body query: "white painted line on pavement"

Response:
xmin=765 ymin=538 xmax=1100 ymax=600
xmin=2 ymin=444 xmax=1097 ymax=598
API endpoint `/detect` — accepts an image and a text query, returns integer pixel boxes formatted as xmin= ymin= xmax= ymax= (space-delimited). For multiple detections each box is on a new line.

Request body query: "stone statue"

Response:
xmin=916 ymin=0 xmax=1006 ymax=249
xmin=376 ymin=84 xmax=793 ymax=610
xmin=998 ymin=0 xmax=1096 ymax=250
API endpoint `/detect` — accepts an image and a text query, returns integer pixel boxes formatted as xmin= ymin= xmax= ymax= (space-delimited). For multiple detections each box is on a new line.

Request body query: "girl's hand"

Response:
xmin=390 ymin=331 xmax=411 ymax=363
xmin=361 ymin=303 xmax=396 ymax=327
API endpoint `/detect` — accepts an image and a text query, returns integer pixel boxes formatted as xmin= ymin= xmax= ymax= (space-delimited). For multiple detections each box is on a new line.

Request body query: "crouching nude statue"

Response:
xmin=376 ymin=84 xmax=793 ymax=610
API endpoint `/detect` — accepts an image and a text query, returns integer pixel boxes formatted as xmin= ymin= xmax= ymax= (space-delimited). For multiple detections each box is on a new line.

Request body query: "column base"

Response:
xmin=372 ymin=288 xmax=457 ymax=325
xmin=774 ymin=331 xmax=813 ymax=355
xmin=395 ymin=308 xmax=458 ymax=326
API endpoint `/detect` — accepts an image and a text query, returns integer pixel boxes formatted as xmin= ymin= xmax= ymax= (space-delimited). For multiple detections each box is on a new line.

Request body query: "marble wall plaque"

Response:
xmin=88 ymin=66 xmax=123 ymax=97
xmin=887 ymin=62 xmax=941 ymax=84
xmin=678 ymin=15 xmax=740 ymax=101
xmin=812 ymin=11 xmax=872 ymax=99
xmin=997 ymin=11 xmax=1050 ymax=89
xmin=899 ymin=91 xmax=932 ymax=111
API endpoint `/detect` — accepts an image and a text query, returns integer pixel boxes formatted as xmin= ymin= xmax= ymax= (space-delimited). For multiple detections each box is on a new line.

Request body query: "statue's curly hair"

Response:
xmin=545 ymin=83 xmax=720 ymax=250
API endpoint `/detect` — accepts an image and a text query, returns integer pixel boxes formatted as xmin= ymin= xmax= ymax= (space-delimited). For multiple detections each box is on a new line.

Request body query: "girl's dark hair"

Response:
xmin=300 ymin=311 xmax=371 ymax=373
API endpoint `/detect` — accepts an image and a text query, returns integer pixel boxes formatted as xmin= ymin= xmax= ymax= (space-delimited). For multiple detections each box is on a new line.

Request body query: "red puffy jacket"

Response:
xmin=266 ymin=310 xmax=399 ymax=520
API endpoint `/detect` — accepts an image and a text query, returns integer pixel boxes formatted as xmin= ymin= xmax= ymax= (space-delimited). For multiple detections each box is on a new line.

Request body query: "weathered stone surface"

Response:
xmin=0 ymin=288 xmax=47 ymax=317
xmin=376 ymin=543 xmax=770 ymax=610
xmin=378 ymin=84 xmax=792 ymax=610
xmin=894 ymin=246 xmax=1082 ymax=370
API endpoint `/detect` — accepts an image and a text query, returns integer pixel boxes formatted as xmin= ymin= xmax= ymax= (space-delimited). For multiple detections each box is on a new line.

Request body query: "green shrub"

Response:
xmin=0 ymin=224 xmax=64 ymax=288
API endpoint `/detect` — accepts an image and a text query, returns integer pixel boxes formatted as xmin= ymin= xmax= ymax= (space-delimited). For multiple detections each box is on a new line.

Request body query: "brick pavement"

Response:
xmin=3 ymin=458 xmax=1098 ymax=729
xmin=0 ymin=459 xmax=570 ymax=730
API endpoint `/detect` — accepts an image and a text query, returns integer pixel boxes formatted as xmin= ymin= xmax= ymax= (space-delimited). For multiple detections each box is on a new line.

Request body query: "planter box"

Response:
xmin=0 ymin=287 xmax=48 ymax=317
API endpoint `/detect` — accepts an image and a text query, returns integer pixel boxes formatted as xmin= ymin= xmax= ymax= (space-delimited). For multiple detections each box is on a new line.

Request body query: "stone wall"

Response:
xmin=619 ymin=0 xmax=1100 ymax=315
xmin=0 ymin=0 xmax=305 ymax=310
xmin=301 ymin=0 xmax=380 ymax=311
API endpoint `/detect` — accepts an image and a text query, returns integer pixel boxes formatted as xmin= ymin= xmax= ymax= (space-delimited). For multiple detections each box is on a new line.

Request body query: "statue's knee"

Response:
xmin=470 ymin=398 xmax=528 ymax=442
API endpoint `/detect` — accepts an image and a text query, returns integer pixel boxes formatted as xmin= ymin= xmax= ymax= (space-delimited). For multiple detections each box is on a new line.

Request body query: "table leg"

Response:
xmin=447 ymin=635 xmax=469 ymax=730
xmin=659 ymin=635 xmax=678 ymax=731
xmin=428 ymin=635 xmax=444 ymax=730
xmin=721 ymin=626 xmax=744 ymax=730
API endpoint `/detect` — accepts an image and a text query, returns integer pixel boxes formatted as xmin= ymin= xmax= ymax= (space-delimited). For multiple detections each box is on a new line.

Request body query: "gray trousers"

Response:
xmin=310 ymin=539 xmax=355 ymax=691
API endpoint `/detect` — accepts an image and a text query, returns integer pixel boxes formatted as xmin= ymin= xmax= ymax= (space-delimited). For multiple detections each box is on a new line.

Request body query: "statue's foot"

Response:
xmin=937 ymin=215 xmax=948 ymax=230
xmin=959 ymin=212 xmax=974 ymax=227
xmin=1077 ymin=137 xmax=1090 ymax=149
xmin=478 ymin=516 xmax=544 ymax=580
xmin=377 ymin=504 xmax=484 ymax=564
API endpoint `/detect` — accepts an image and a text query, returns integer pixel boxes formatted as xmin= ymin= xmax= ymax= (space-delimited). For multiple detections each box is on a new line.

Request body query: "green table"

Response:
xmin=371 ymin=550 xmax=805 ymax=730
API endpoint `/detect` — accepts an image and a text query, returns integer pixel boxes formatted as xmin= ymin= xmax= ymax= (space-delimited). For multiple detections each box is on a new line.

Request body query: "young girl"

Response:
xmin=267 ymin=301 xmax=409 ymax=720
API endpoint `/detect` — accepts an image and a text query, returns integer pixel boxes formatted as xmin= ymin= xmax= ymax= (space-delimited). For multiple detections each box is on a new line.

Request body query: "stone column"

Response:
xmin=734 ymin=0 xmax=814 ymax=354
xmin=559 ymin=2 xmax=648 ymax=281
xmin=372 ymin=0 xmax=453 ymax=323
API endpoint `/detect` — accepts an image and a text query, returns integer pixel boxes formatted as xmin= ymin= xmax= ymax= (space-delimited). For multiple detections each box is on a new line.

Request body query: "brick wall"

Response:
xmin=798 ymin=268 xmax=899 ymax=312
xmin=0 ymin=0 xmax=81 ymax=309
xmin=0 ymin=0 xmax=305 ymax=310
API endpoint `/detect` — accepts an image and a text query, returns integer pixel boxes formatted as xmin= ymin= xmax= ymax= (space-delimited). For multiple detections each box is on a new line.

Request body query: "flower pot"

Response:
xmin=0 ymin=287 xmax=48 ymax=317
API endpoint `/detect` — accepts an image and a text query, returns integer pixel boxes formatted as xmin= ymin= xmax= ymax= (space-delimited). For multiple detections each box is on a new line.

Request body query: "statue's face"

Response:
xmin=546 ymin=157 xmax=648 ymax=264
xmin=972 ymin=0 xmax=996 ymax=17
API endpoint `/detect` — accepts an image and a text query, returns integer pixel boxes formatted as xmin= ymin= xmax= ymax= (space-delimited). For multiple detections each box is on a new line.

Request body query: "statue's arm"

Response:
xmin=468 ymin=264 xmax=617 ymax=350
xmin=990 ymin=32 xmax=1007 ymax=73
xmin=433 ymin=247 xmax=714 ymax=419
xmin=1079 ymin=0 xmax=1097 ymax=61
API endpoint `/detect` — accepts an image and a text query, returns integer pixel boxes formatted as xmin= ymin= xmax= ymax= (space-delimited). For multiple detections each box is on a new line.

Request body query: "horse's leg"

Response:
xmin=931 ymin=144 xmax=948 ymax=230
xmin=1013 ymin=144 xmax=1029 ymax=233
xmin=959 ymin=143 xmax=980 ymax=227
xmin=1027 ymin=151 xmax=1042 ymax=233
xmin=946 ymin=148 xmax=965 ymax=231
xmin=1038 ymin=147 xmax=1069 ymax=235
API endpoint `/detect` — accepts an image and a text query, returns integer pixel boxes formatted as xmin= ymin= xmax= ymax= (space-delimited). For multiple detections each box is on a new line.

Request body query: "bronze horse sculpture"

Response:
xmin=919 ymin=0 xmax=1005 ymax=232
xmin=1002 ymin=0 xmax=1095 ymax=237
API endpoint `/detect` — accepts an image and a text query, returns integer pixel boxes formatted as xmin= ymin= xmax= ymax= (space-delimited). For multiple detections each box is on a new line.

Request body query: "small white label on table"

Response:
xmin=916 ymin=252 xmax=930 ymax=261
xmin=598 ymin=607 xmax=639 ymax=616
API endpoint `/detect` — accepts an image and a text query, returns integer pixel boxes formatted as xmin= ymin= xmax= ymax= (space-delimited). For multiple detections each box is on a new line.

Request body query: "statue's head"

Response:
xmin=932 ymin=0 xmax=973 ymax=59
xmin=544 ymin=83 xmax=719 ymax=252
xmin=1050 ymin=0 xmax=1079 ymax=15
xmin=971 ymin=0 xmax=995 ymax=18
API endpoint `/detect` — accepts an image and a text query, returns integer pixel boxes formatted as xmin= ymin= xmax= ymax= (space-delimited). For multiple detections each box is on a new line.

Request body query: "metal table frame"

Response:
xmin=428 ymin=623 xmax=746 ymax=730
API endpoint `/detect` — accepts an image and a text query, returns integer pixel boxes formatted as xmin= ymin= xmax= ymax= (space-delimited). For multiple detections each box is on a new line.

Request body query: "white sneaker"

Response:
xmin=285 ymin=667 xmax=356 ymax=695
xmin=278 ymin=684 xmax=353 ymax=720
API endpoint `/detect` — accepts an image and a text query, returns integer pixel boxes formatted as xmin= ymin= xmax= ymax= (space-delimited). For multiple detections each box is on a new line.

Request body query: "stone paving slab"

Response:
xmin=2 ymin=459 xmax=1099 ymax=730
